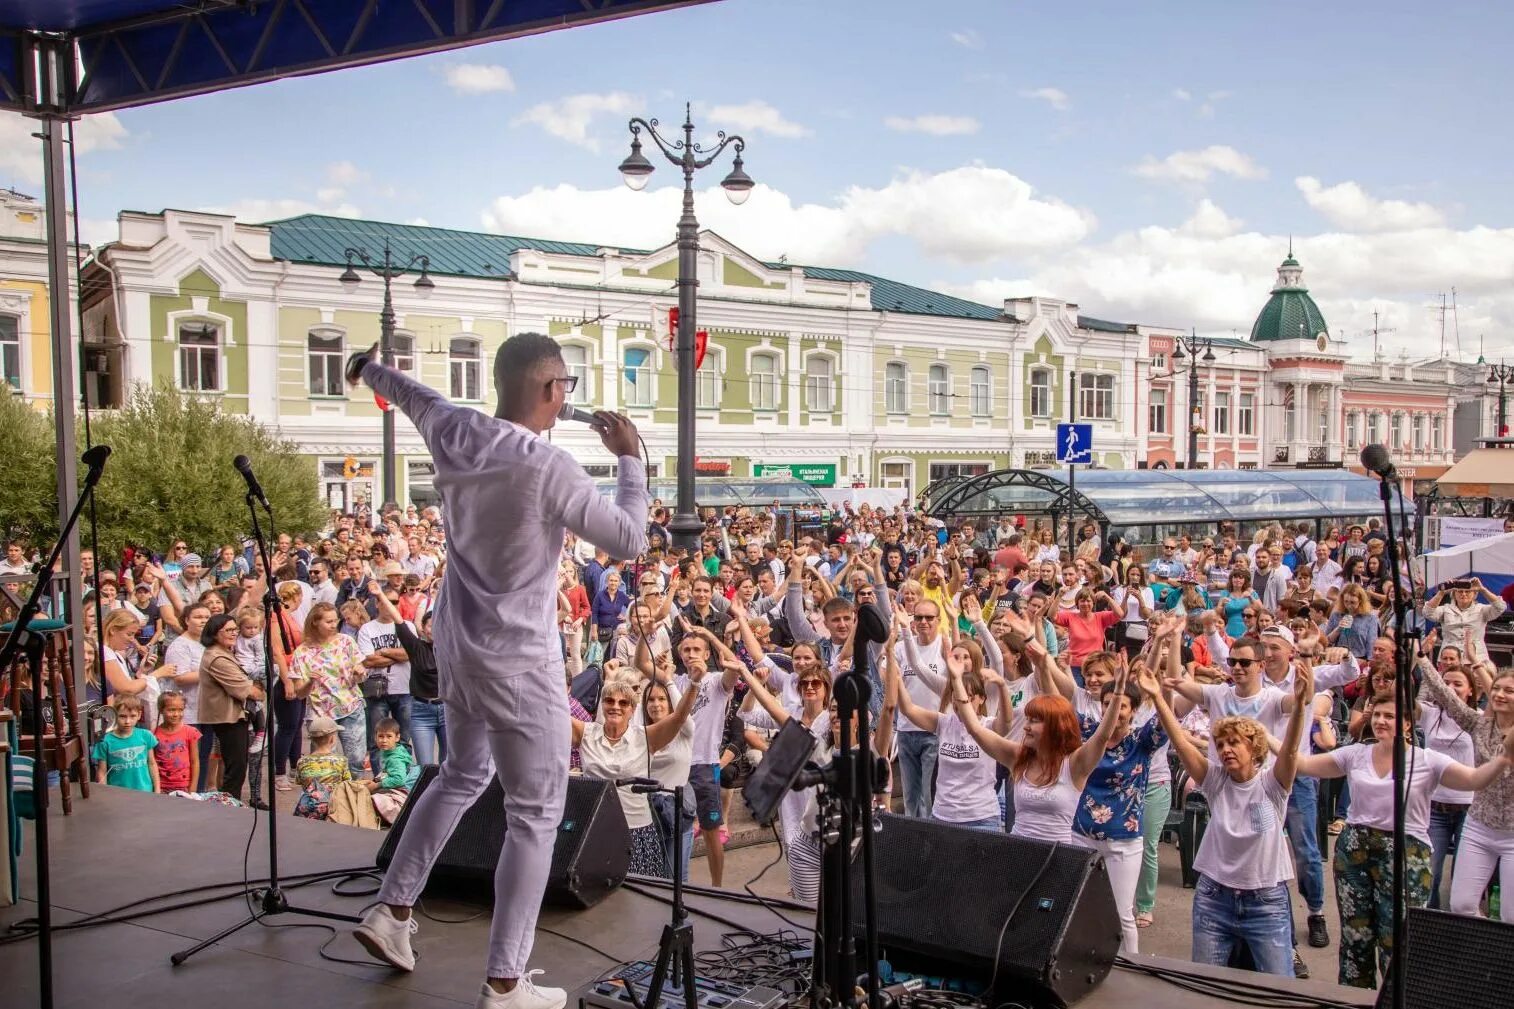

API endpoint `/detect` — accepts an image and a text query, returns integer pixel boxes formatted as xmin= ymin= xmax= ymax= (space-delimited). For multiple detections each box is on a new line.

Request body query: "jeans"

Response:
xmin=409 ymin=697 xmax=447 ymax=766
xmin=271 ymin=679 xmax=306 ymax=777
xmin=1191 ymin=876 xmax=1295 ymax=977
xmin=936 ymin=814 xmax=1001 ymax=832
xmin=651 ymin=791 xmax=695 ymax=881
xmin=366 ymin=693 xmax=413 ymax=774
xmin=1285 ymin=774 xmax=1325 ymax=914
xmin=194 ymin=723 xmax=216 ymax=790
xmin=1428 ymin=804 xmax=1468 ymax=910
xmin=335 ymin=709 xmax=368 ymax=775
xmin=897 ymin=730 xmax=938 ymax=819
xmin=1136 ymin=782 xmax=1173 ymax=914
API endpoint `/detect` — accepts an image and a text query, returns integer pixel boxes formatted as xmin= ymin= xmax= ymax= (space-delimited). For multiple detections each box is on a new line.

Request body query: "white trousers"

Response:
xmin=1073 ymin=834 xmax=1144 ymax=955
xmin=377 ymin=661 xmax=568 ymax=978
xmin=1449 ymin=815 xmax=1514 ymax=922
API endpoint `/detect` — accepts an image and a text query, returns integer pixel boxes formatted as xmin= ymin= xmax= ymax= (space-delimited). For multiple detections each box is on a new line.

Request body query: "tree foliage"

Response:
xmin=0 ymin=382 xmax=327 ymax=560
xmin=0 ymin=385 xmax=60 ymax=546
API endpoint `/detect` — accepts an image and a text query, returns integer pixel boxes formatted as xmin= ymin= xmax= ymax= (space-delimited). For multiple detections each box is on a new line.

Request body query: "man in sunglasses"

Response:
xmin=347 ymin=333 xmax=646 ymax=1009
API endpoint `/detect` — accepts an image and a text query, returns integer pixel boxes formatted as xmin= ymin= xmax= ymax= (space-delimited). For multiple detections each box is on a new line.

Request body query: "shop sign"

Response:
xmin=754 ymin=462 xmax=837 ymax=487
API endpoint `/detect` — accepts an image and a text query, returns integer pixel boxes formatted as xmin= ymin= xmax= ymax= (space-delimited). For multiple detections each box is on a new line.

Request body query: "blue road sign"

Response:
xmin=1057 ymin=423 xmax=1093 ymax=464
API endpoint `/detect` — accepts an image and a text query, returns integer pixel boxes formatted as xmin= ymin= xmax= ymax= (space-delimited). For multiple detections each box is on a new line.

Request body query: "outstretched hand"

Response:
xmin=345 ymin=342 xmax=379 ymax=388
xmin=1292 ymin=656 xmax=1316 ymax=710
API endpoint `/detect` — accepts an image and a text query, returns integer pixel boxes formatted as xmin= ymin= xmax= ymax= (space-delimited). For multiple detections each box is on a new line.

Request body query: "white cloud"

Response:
xmin=444 ymin=63 xmax=515 ymax=95
xmin=1198 ymin=90 xmax=1233 ymax=119
xmin=326 ymin=161 xmax=366 ymax=186
xmin=316 ymin=187 xmax=346 ymax=204
xmin=511 ymin=92 xmax=640 ymax=151
xmin=705 ymin=100 xmax=810 ymax=139
xmin=406 ymin=217 xmax=431 ymax=227
xmin=0 ymin=111 xmax=127 ymax=186
xmin=950 ymin=29 xmax=983 ymax=49
xmin=883 ymin=114 xmax=980 ymax=136
xmin=1172 ymin=88 xmax=1192 ymax=102
xmin=1133 ymin=145 xmax=1266 ymax=183
xmin=482 ymin=163 xmax=1093 ymax=267
xmin=1178 ymin=198 xmax=1243 ymax=239
xmin=1022 ymin=87 xmax=1070 ymax=111
xmin=1295 ymin=176 xmax=1445 ymax=232
xmin=200 ymin=198 xmax=361 ymax=223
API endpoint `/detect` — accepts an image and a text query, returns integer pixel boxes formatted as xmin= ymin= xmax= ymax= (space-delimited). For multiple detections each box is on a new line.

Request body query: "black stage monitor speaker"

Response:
xmin=376 ymin=767 xmax=630 ymax=910
xmin=852 ymin=814 xmax=1120 ymax=1008
xmin=1376 ymin=907 xmax=1514 ymax=1009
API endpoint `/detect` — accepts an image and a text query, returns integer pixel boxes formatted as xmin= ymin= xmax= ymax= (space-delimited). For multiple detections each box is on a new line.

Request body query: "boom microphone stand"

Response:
xmin=1361 ymin=444 xmax=1411 ymax=1009
xmin=171 ymin=457 xmax=360 ymax=966
xmin=0 ymin=444 xmax=110 ymax=1009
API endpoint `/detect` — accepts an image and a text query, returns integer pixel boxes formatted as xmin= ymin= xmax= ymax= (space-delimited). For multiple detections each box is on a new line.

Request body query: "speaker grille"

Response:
xmin=1378 ymin=908 xmax=1514 ymax=1009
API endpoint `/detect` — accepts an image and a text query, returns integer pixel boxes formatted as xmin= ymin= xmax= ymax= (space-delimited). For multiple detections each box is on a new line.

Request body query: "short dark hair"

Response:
xmin=494 ymin=331 xmax=562 ymax=416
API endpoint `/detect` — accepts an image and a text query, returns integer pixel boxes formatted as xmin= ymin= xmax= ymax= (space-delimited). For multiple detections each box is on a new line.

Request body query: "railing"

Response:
xmin=1273 ymin=446 xmax=1290 ymax=463
xmin=1308 ymin=445 xmax=1327 ymax=463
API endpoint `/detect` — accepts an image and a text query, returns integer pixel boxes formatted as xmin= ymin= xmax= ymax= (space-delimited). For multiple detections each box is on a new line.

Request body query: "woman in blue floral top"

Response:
xmin=1073 ymin=649 xmax=1170 ymax=957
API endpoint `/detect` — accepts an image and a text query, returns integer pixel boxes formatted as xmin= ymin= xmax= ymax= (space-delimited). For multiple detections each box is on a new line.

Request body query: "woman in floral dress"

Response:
xmin=291 ymin=602 xmax=369 ymax=775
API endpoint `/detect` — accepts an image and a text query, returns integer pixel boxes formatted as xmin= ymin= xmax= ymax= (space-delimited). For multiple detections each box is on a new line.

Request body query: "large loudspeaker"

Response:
xmin=1376 ymin=907 xmax=1514 ymax=1009
xmin=852 ymin=814 xmax=1120 ymax=1007
xmin=376 ymin=767 xmax=630 ymax=910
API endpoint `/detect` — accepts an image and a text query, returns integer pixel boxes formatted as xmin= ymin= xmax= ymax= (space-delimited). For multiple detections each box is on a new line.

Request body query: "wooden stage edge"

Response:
xmin=2 ymin=787 xmax=1373 ymax=1009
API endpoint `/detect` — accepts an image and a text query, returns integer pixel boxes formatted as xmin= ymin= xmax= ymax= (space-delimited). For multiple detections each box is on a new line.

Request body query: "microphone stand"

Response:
xmin=1375 ymin=467 xmax=1412 ymax=1009
xmin=624 ymin=781 xmax=697 ymax=1009
xmin=0 ymin=446 xmax=110 ymax=1009
xmin=171 ymin=476 xmax=360 ymax=966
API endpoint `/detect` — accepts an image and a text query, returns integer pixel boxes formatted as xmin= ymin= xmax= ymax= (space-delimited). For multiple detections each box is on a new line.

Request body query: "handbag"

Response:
xmin=360 ymin=670 xmax=389 ymax=700
xmin=584 ymin=639 xmax=605 ymax=668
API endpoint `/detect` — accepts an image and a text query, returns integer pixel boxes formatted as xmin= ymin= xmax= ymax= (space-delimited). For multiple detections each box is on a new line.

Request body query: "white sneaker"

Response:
xmin=475 ymin=971 xmax=567 ymax=1009
xmin=353 ymin=904 xmax=418 ymax=971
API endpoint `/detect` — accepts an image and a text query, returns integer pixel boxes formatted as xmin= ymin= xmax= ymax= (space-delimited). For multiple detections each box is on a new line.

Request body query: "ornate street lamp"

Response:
xmin=1169 ymin=331 xmax=1216 ymax=469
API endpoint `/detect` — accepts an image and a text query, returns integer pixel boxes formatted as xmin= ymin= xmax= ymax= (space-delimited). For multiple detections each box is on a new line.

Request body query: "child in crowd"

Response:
xmin=233 ymin=606 xmax=268 ymax=756
xmin=367 ymin=716 xmax=419 ymax=824
xmin=91 ymin=695 xmax=160 ymax=793
xmin=152 ymin=692 xmax=201 ymax=793
xmin=294 ymin=716 xmax=352 ymax=820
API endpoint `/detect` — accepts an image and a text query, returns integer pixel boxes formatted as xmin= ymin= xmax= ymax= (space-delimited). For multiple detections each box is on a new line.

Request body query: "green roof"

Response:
xmin=1251 ymin=289 xmax=1329 ymax=343
xmin=264 ymin=214 xmax=1004 ymax=321
xmin=1078 ymin=315 xmax=1137 ymax=333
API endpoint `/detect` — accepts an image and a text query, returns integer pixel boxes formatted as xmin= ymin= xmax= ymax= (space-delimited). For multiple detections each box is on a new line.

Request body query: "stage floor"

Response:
xmin=3 ymin=787 xmax=1374 ymax=1009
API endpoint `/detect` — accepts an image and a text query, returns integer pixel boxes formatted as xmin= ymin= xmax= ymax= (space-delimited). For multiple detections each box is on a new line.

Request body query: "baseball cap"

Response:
xmin=181 ymin=553 xmax=202 ymax=567
xmin=1259 ymin=625 xmax=1295 ymax=647
xmin=380 ymin=561 xmax=405 ymax=577
xmin=307 ymin=716 xmax=339 ymax=737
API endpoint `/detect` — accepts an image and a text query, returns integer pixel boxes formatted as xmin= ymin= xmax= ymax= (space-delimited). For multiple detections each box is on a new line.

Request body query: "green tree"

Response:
xmin=0 ymin=385 xmax=59 ymax=546
xmin=84 ymin=383 xmax=327 ymax=560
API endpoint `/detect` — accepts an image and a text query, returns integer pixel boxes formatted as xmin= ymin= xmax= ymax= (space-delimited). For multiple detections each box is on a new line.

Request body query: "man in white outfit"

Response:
xmin=348 ymin=333 xmax=648 ymax=1009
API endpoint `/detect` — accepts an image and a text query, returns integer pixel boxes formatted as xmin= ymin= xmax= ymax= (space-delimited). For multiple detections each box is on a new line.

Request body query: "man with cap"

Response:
xmin=346 ymin=333 xmax=646 ymax=1009
xmin=1257 ymin=622 xmax=1362 ymax=955
xmin=167 ymin=551 xmax=214 ymax=607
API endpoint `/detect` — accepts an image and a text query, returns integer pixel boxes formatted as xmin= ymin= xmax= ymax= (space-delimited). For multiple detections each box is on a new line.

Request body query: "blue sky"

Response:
xmin=3 ymin=0 xmax=1511 ymax=358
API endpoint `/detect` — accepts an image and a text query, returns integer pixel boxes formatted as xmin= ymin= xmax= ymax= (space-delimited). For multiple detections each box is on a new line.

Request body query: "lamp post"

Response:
xmin=619 ymin=103 xmax=754 ymax=552
xmin=1488 ymin=361 xmax=1514 ymax=440
xmin=339 ymin=238 xmax=434 ymax=512
xmin=1168 ymin=330 xmax=1216 ymax=469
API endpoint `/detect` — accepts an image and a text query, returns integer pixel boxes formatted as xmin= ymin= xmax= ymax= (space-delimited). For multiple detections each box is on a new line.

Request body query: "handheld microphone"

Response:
xmin=233 ymin=455 xmax=272 ymax=511
xmin=615 ymin=776 xmax=662 ymax=793
xmin=557 ymin=401 xmax=607 ymax=432
xmin=1359 ymin=443 xmax=1397 ymax=480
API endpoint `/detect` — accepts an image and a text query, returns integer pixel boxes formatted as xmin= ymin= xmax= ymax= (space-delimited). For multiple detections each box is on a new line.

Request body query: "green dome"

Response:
xmin=1250 ymin=252 xmax=1329 ymax=343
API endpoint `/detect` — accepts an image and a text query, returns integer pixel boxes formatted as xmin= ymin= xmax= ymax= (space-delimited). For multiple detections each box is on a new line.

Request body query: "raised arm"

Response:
xmin=1271 ymin=661 xmax=1313 ymax=791
xmin=645 ymin=672 xmax=703 ymax=753
xmin=949 ymin=675 xmax=1022 ymax=767
xmin=1072 ymin=655 xmax=1131 ymax=786
xmin=1139 ymin=662 xmax=1207 ymax=786
xmin=1415 ymin=656 xmax=1481 ymax=732
xmin=886 ymin=636 xmax=940 ymax=732
xmin=1441 ymin=725 xmax=1514 ymax=791
xmin=783 ymin=552 xmax=822 ymax=645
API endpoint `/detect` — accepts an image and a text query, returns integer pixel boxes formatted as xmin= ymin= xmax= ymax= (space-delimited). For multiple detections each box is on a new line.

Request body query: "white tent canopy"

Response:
xmin=1422 ymin=530 xmax=1514 ymax=591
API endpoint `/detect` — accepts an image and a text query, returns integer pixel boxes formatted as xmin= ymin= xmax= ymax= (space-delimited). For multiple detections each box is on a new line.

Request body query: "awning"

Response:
xmin=1435 ymin=448 xmax=1514 ymax=498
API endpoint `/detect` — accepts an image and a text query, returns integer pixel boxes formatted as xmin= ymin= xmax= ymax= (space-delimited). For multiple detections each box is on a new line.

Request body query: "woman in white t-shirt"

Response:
xmin=1295 ymin=692 xmax=1514 ymax=989
xmin=643 ymin=679 xmax=696 ymax=881
xmin=571 ymin=676 xmax=700 ymax=877
xmin=1111 ymin=565 xmax=1154 ymax=659
xmin=1139 ymin=658 xmax=1312 ymax=978
xmin=1419 ymin=665 xmax=1478 ymax=909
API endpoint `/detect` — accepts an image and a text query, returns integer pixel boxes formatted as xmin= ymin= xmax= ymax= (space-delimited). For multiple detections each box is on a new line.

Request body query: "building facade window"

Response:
xmin=1079 ymin=372 xmax=1115 ymax=420
xmin=928 ymin=363 xmax=950 ymax=415
xmin=1238 ymin=393 xmax=1255 ymax=436
xmin=1151 ymin=352 xmax=1167 ymax=372
xmin=0 ymin=315 xmax=18 ymax=389
xmin=1390 ymin=412 xmax=1404 ymax=451
xmin=969 ymin=365 xmax=991 ymax=417
xmin=1149 ymin=388 xmax=1167 ymax=434
xmin=178 ymin=322 xmax=221 ymax=392
xmin=1412 ymin=413 xmax=1425 ymax=452
xmin=696 ymin=353 xmax=721 ymax=410
xmin=928 ymin=461 xmax=990 ymax=483
xmin=1346 ymin=411 xmax=1359 ymax=449
xmin=879 ymin=460 xmax=912 ymax=495
xmin=804 ymin=355 xmax=834 ymax=413
xmin=1029 ymin=368 xmax=1052 ymax=418
xmin=1367 ymin=411 xmax=1381 ymax=445
xmin=449 ymin=337 xmax=482 ymax=401
xmin=885 ymin=361 xmax=908 ymax=414
xmin=390 ymin=332 xmax=415 ymax=374
xmin=308 ymin=330 xmax=345 ymax=397
xmin=561 ymin=344 xmax=592 ymax=405
xmin=1214 ymin=391 xmax=1231 ymax=435
xmin=1193 ymin=390 xmax=1205 ymax=431
xmin=1432 ymin=414 xmax=1445 ymax=452
xmin=750 ymin=352 xmax=779 ymax=411
xmin=622 ymin=346 xmax=653 ymax=408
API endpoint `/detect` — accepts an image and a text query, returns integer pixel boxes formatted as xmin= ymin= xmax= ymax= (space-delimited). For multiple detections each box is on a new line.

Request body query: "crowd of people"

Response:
xmin=12 ymin=490 xmax=1514 ymax=991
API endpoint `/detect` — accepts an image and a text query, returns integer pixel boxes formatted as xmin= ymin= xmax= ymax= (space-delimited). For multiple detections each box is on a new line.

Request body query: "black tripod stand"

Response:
xmin=0 ymin=444 xmax=110 ymax=1009
xmin=626 ymin=781 xmax=697 ymax=1009
xmin=171 ymin=460 xmax=360 ymax=965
